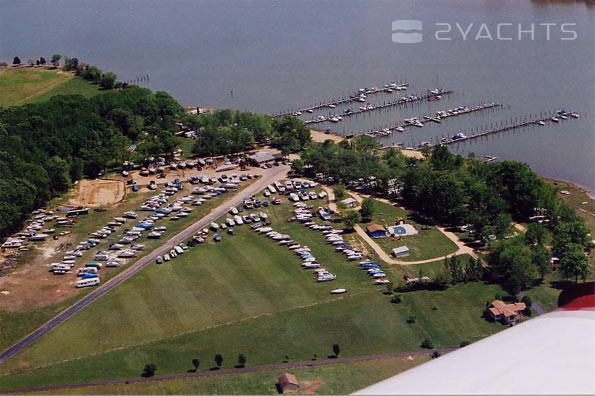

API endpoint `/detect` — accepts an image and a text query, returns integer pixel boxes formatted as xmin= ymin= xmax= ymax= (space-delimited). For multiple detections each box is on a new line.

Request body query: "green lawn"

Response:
xmin=0 ymin=181 xmax=253 ymax=353
xmin=30 ymin=355 xmax=431 ymax=395
xmin=359 ymin=200 xmax=458 ymax=261
xmin=0 ymin=187 xmax=507 ymax=390
xmin=0 ymin=67 xmax=100 ymax=107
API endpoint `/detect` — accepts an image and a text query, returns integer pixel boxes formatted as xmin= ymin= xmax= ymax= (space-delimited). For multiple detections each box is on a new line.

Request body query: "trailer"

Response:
xmin=76 ymin=278 xmax=100 ymax=288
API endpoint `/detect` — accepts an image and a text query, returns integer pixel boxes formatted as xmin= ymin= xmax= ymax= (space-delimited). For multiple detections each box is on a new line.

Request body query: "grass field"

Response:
xmin=359 ymin=200 xmax=458 ymax=261
xmin=0 ymin=187 xmax=507 ymax=390
xmin=30 ymin=355 xmax=431 ymax=394
xmin=0 ymin=180 xmax=254 ymax=352
xmin=0 ymin=67 xmax=100 ymax=106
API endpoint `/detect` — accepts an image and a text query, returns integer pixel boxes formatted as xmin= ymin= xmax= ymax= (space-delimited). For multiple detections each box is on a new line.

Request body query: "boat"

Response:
xmin=560 ymin=115 xmax=568 ymax=120
xmin=551 ymin=117 xmax=559 ymax=122
xmin=374 ymin=279 xmax=390 ymax=285
xmin=537 ymin=121 xmax=546 ymax=126
xmin=571 ymin=112 xmax=580 ymax=118
xmin=331 ymin=288 xmax=347 ymax=294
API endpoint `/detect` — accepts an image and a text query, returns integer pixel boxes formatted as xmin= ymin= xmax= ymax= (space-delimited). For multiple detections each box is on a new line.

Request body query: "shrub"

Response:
xmin=421 ymin=338 xmax=434 ymax=349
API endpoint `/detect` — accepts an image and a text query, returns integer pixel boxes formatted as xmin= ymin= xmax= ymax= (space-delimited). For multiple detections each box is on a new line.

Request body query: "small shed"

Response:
xmin=278 ymin=373 xmax=299 ymax=393
xmin=366 ymin=224 xmax=387 ymax=238
xmin=341 ymin=197 xmax=358 ymax=208
xmin=392 ymin=246 xmax=410 ymax=257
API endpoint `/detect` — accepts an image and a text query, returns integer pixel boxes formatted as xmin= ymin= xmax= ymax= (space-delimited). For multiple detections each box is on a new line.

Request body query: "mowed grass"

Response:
xmin=30 ymin=355 xmax=431 ymax=395
xmin=359 ymin=200 xmax=458 ymax=261
xmin=0 ymin=67 xmax=100 ymax=107
xmin=0 ymin=181 xmax=253 ymax=352
xmin=0 ymin=188 xmax=507 ymax=389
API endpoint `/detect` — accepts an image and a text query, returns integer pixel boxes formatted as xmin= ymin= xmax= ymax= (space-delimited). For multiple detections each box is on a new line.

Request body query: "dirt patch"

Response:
xmin=68 ymin=179 xmax=126 ymax=207
xmin=300 ymin=379 xmax=324 ymax=394
xmin=310 ymin=129 xmax=344 ymax=144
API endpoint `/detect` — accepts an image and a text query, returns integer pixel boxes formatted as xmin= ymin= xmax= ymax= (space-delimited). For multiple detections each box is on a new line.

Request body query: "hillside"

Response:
xmin=0 ymin=67 xmax=100 ymax=107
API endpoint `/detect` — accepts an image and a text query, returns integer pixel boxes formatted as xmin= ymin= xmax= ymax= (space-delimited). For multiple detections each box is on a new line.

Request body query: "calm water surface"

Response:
xmin=1 ymin=0 xmax=593 ymax=190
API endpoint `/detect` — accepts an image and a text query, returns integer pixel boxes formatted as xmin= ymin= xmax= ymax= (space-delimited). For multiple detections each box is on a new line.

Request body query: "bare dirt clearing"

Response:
xmin=68 ymin=180 xmax=126 ymax=207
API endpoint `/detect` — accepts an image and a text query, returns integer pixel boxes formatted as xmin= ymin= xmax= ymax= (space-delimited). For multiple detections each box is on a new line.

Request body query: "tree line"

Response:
xmin=0 ymin=86 xmax=183 ymax=238
xmin=10 ymin=54 xmax=120 ymax=90
xmin=186 ymin=110 xmax=310 ymax=157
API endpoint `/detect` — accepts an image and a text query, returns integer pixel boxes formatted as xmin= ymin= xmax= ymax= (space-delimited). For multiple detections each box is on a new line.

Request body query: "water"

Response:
xmin=1 ymin=0 xmax=593 ymax=190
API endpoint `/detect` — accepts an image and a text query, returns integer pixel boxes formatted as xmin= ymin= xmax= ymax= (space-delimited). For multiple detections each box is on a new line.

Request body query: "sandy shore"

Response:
xmin=310 ymin=129 xmax=344 ymax=143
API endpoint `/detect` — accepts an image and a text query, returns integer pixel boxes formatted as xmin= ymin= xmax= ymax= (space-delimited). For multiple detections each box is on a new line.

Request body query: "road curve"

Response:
xmin=0 ymin=165 xmax=289 ymax=366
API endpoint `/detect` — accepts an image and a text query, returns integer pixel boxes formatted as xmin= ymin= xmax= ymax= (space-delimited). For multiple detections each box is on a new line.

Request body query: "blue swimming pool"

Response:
xmin=393 ymin=226 xmax=407 ymax=235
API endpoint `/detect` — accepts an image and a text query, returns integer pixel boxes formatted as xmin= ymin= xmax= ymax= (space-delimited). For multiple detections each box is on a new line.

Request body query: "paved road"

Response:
xmin=0 ymin=348 xmax=456 ymax=393
xmin=0 ymin=165 xmax=289 ymax=366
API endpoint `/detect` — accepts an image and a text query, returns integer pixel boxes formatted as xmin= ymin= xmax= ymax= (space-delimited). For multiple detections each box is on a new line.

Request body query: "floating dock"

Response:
xmin=439 ymin=110 xmax=580 ymax=146
xmin=273 ymin=81 xmax=410 ymax=117
xmin=303 ymin=89 xmax=453 ymax=125
xmin=361 ymin=102 xmax=502 ymax=138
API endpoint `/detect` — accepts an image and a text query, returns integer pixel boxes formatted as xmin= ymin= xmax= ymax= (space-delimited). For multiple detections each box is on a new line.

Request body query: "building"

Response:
xmin=392 ymin=246 xmax=409 ymax=257
xmin=341 ymin=197 xmax=358 ymax=208
xmin=248 ymin=151 xmax=275 ymax=166
xmin=366 ymin=224 xmax=387 ymax=238
xmin=486 ymin=300 xmax=526 ymax=325
xmin=278 ymin=373 xmax=299 ymax=393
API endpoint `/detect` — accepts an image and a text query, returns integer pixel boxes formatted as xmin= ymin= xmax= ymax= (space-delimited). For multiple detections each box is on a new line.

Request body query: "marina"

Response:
xmin=359 ymin=102 xmax=502 ymax=138
xmin=425 ymin=110 xmax=581 ymax=148
xmin=273 ymin=80 xmax=410 ymax=117
xmin=301 ymin=88 xmax=453 ymax=125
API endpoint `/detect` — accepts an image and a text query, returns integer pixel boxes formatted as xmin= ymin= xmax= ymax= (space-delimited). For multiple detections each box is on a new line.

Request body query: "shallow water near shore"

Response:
xmin=1 ymin=0 xmax=593 ymax=191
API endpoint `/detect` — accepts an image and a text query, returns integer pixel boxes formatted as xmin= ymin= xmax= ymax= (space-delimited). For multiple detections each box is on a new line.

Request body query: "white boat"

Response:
xmin=537 ymin=121 xmax=546 ymax=126
xmin=375 ymin=279 xmax=391 ymax=285
xmin=551 ymin=117 xmax=559 ymax=122
xmin=560 ymin=115 xmax=568 ymax=120
xmin=571 ymin=112 xmax=580 ymax=118
xmin=331 ymin=288 xmax=347 ymax=294
xmin=211 ymin=222 xmax=219 ymax=230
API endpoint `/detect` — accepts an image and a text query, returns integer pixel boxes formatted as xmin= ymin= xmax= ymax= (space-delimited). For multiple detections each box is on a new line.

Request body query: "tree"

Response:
xmin=459 ymin=340 xmax=470 ymax=347
xmin=360 ymin=198 xmax=375 ymax=220
xmin=50 ymin=54 xmax=62 ymax=67
xmin=421 ymin=339 xmax=434 ymax=349
xmin=191 ymin=358 xmax=200 ymax=372
xmin=525 ymin=223 xmax=547 ymax=246
xmin=432 ymin=350 xmax=441 ymax=359
xmin=343 ymin=210 xmax=361 ymax=230
xmin=238 ymin=354 xmax=246 ymax=368
xmin=560 ymin=244 xmax=589 ymax=282
xmin=39 ymin=56 xmax=46 ymax=65
xmin=532 ymin=244 xmax=551 ymax=280
xmin=333 ymin=184 xmax=345 ymax=200
xmin=521 ymin=295 xmax=532 ymax=308
xmin=552 ymin=220 xmax=590 ymax=256
xmin=291 ymin=159 xmax=305 ymax=175
xmin=141 ymin=363 xmax=157 ymax=377
xmin=100 ymin=72 xmax=117 ymax=89
xmin=332 ymin=343 xmax=341 ymax=357
xmin=12 ymin=56 xmax=21 ymax=65
xmin=214 ymin=353 xmax=223 ymax=368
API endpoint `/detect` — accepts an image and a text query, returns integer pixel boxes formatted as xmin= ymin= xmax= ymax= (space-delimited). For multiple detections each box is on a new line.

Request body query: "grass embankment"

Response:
xmin=358 ymin=200 xmax=458 ymax=261
xmin=0 ymin=186 xmax=507 ymax=390
xmin=30 ymin=355 xmax=430 ymax=395
xmin=0 ymin=67 xmax=100 ymax=107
